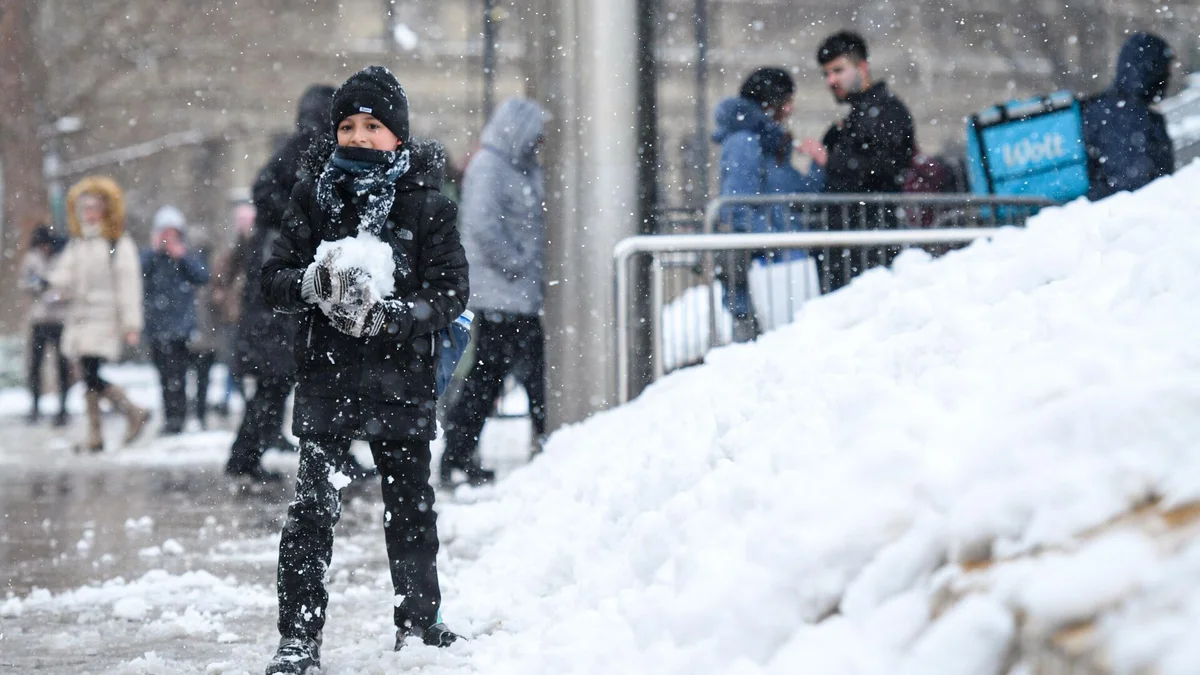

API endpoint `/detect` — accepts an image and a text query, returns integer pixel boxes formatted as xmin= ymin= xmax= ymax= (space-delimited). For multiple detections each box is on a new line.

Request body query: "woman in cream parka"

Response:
xmin=50 ymin=176 xmax=150 ymax=451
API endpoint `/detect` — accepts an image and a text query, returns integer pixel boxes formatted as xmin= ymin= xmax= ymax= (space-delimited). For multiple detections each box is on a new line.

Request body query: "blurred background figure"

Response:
xmin=1084 ymin=32 xmax=1175 ymax=201
xmin=188 ymin=230 xmax=220 ymax=430
xmin=20 ymin=224 xmax=71 ymax=426
xmin=798 ymin=30 xmax=916 ymax=291
xmin=712 ymin=66 xmax=822 ymax=341
xmin=442 ymin=97 xmax=549 ymax=486
xmin=141 ymin=205 xmax=210 ymax=436
xmin=49 ymin=177 xmax=149 ymax=452
xmin=227 ymin=85 xmax=336 ymax=484
xmin=209 ymin=202 xmax=257 ymax=418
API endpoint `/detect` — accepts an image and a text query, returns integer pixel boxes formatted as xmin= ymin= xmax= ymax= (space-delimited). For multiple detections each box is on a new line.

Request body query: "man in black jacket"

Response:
xmin=225 ymin=84 xmax=334 ymax=484
xmin=798 ymin=31 xmax=916 ymax=292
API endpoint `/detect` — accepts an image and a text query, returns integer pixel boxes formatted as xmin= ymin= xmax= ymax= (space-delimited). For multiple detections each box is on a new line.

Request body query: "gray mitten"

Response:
xmin=326 ymin=298 xmax=390 ymax=338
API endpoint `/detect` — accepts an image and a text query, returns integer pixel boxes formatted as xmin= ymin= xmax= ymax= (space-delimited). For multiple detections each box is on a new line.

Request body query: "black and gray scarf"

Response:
xmin=315 ymin=145 xmax=411 ymax=236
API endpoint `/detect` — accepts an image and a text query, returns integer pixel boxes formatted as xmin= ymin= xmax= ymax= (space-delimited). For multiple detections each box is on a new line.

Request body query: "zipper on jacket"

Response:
xmin=306 ymin=314 xmax=314 ymax=348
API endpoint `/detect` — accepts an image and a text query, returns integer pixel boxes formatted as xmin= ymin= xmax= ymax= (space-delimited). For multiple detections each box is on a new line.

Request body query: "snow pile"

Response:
xmin=439 ymin=167 xmax=1200 ymax=674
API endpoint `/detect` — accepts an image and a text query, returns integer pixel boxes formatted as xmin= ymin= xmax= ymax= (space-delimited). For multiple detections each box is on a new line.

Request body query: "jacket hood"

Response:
xmin=480 ymin=98 xmax=547 ymax=167
xmin=302 ymin=134 xmax=448 ymax=192
xmin=1113 ymin=32 xmax=1172 ymax=103
xmin=66 ymin=175 xmax=126 ymax=241
xmin=297 ymin=85 xmax=336 ymax=135
xmin=711 ymin=97 xmax=790 ymax=155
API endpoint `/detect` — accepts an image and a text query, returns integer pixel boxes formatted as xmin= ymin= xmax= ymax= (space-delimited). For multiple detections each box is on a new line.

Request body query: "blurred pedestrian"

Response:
xmin=442 ymin=97 xmax=550 ymax=485
xmin=260 ymin=65 xmax=467 ymax=674
xmin=712 ymin=67 xmax=824 ymax=341
xmin=797 ymin=30 xmax=916 ymax=291
xmin=1083 ymin=32 xmax=1175 ymax=201
xmin=49 ymin=176 xmax=150 ymax=453
xmin=189 ymin=231 xmax=220 ymax=429
xmin=141 ymin=205 xmax=210 ymax=435
xmin=209 ymin=202 xmax=256 ymax=417
xmin=21 ymin=224 xmax=71 ymax=426
xmin=226 ymin=85 xmax=335 ymax=484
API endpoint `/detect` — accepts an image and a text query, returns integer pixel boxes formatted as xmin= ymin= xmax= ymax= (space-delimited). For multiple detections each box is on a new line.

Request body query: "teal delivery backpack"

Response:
xmin=965 ymin=90 xmax=1089 ymax=203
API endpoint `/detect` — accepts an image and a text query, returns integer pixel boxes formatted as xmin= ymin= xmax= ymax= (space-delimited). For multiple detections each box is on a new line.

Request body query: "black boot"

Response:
xmin=394 ymin=622 xmax=461 ymax=651
xmin=265 ymin=634 xmax=321 ymax=674
xmin=442 ymin=455 xmax=495 ymax=487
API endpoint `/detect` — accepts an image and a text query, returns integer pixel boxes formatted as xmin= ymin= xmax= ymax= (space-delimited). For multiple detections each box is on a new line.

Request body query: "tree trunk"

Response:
xmin=0 ymin=0 xmax=50 ymax=333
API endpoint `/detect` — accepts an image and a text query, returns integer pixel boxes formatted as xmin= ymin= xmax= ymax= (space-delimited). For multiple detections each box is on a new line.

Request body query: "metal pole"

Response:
xmin=482 ymin=0 xmax=498 ymax=121
xmin=694 ymin=0 xmax=709 ymax=201
xmin=628 ymin=0 xmax=659 ymax=401
xmin=651 ymin=257 xmax=665 ymax=381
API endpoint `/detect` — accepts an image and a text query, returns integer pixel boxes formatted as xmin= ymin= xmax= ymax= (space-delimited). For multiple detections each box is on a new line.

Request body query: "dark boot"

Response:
xmin=264 ymin=634 xmax=321 ymax=674
xmin=394 ymin=622 xmax=461 ymax=651
xmin=440 ymin=455 xmax=495 ymax=487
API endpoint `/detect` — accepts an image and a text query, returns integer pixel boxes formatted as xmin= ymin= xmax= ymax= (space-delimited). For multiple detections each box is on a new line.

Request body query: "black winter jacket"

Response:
xmin=261 ymin=141 xmax=469 ymax=441
xmin=1083 ymin=33 xmax=1174 ymax=201
xmin=234 ymin=85 xmax=333 ymax=378
xmin=821 ymin=81 xmax=915 ymax=194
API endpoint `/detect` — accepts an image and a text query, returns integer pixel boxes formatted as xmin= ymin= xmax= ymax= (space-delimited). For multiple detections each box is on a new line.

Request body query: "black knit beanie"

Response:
xmin=330 ymin=66 xmax=410 ymax=143
xmin=740 ymin=67 xmax=795 ymax=110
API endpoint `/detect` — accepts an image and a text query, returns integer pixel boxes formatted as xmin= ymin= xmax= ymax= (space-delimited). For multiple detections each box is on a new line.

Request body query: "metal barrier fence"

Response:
xmin=614 ymin=193 xmax=1056 ymax=403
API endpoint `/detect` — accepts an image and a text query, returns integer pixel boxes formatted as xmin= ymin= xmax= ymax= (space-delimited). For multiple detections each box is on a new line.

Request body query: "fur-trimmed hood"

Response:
xmin=67 ymin=175 xmax=126 ymax=241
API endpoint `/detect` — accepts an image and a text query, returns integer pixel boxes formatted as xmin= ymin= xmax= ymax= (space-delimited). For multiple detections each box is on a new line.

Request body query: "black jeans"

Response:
xmin=190 ymin=349 xmax=215 ymax=421
xmin=443 ymin=313 xmax=546 ymax=467
xmin=277 ymin=436 xmax=440 ymax=638
xmin=29 ymin=323 xmax=70 ymax=413
xmin=226 ymin=376 xmax=292 ymax=474
xmin=150 ymin=338 xmax=190 ymax=430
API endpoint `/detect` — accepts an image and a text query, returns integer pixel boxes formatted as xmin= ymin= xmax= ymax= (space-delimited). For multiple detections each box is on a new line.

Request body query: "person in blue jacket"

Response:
xmin=141 ymin=205 xmax=210 ymax=434
xmin=712 ymin=67 xmax=822 ymax=341
xmin=1083 ymin=32 xmax=1175 ymax=201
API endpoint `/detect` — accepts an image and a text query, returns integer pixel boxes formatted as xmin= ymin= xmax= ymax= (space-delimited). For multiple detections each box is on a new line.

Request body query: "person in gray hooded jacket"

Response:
xmin=441 ymin=97 xmax=548 ymax=485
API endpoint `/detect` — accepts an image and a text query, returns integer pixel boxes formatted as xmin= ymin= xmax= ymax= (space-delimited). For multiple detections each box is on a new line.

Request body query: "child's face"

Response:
xmin=336 ymin=113 xmax=402 ymax=151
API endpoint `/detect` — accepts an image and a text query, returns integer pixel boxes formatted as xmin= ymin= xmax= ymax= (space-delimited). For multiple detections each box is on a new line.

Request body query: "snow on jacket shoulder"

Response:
xmin=460 ymin=98 xmax=547 ymax=316
xmin=1083 ymin=32 xmax=1174 ymax=201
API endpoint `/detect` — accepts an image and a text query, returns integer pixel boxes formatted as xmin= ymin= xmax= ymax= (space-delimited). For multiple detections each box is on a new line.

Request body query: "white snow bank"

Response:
xmin=438 ymin=167 xmax=1200 ymax=674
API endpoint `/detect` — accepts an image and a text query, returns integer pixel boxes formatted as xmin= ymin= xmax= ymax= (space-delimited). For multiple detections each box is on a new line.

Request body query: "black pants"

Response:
xmin=277 ymin=436 xmax=440 ymax=638
xmin=150 ymin=338 xmax=190 ymax=431
xmin=816 ymin=205 xmax=900 ymax=293
xmin=80 ymin=357 xmax=109 ymax=392
xmin=29 ymin=323 xmax=70 ymax=414
xmin=443 ymin=313 xmax=546 ymax=466
xmin=226 ymin=376 xmax=292 ymax=474
xmin=190 ymin=349 xmax=215 ymax=422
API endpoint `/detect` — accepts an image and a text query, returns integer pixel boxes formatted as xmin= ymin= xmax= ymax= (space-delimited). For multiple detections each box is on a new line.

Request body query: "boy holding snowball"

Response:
xmin=260 ymin=65 xmax=468 ymax=674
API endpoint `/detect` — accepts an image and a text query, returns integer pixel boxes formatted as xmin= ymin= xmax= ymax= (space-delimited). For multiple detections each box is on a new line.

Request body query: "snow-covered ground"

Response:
xmin=4 ymin=166 xmax=1200 ymax=673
